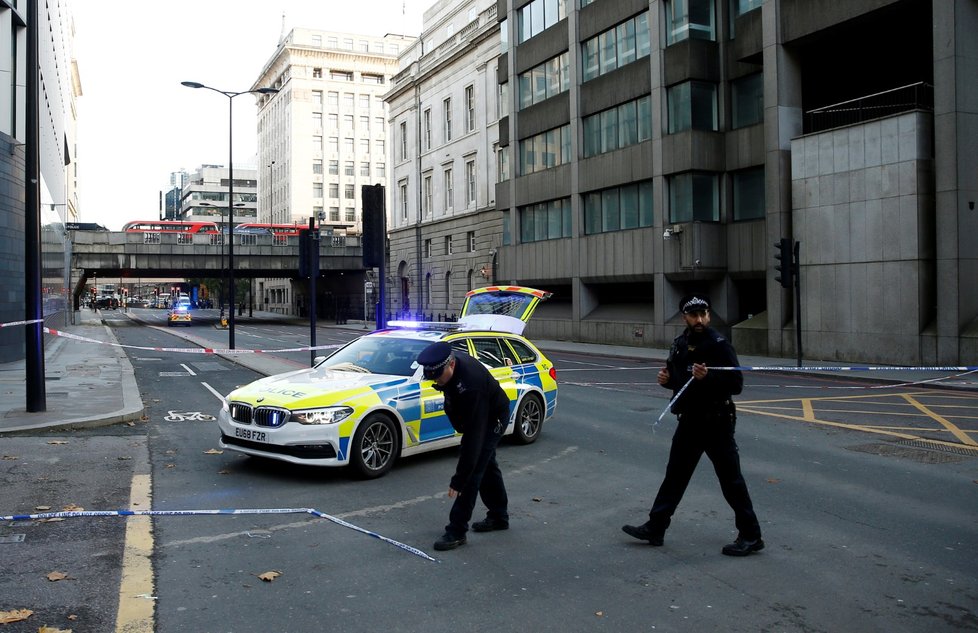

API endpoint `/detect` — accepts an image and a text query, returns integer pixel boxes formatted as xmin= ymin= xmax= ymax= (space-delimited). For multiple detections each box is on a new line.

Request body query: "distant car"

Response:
xmin=216 ymin=286 xmax=559 ymax=478
xmin=168 ymin=304 xmax=192 ymax=326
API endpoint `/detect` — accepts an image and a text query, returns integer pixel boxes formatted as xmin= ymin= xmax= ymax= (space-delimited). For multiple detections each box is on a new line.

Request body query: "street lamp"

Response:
xmin=181 ymin=81 xmax=279 ymax=349
xmin=200 ymin=200 xmax=244 ymax=321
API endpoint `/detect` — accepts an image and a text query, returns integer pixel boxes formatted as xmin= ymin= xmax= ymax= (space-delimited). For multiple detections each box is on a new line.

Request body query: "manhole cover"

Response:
xmin=846 ymin=443 xmax=967 ymax=464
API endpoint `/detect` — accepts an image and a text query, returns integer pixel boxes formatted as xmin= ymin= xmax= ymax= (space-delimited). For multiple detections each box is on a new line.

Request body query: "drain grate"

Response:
xmin=846 ymin=442 xmax=971 ymax=464
xmin=896 ymin=439 xmax=978 ymax=458
xmin=0 ymin=534 xmax=26 ymax=544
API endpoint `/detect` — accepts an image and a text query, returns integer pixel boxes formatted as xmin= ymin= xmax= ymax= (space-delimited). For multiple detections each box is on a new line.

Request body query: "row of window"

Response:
xmin=313 ymin=136 xmax=385 ymax=155
xmin=508 ymin=168 xmax=764 ymax=243
xmin=518 ymin=52 xmax=571 ymax=110
xmin=518 ymin=125 xmax=572 ymax=176
xmin=312 ymin=91 xmax=385 ymax=110
xmin=397 ymin=158 xmax=480 ymax=220
xmin=403 ymin=86 xmax=479 ymax=159
xmin=518 ymin=0 xmax=567 ymax=44
xmin=310 ymin=69 xmax=385 ymax=85
xmin=582 ymin=96 xmax=653 ymax=158
xmin=314 ymin=112 xmax=386 ymax=132
xmin=423 ymin=231 xmax=479 ymax=257
xmin=582 ymin=12 xmax=651 ymax=82
xmin=314 ymin=160 xmax=386 ymax=179
xmin=307 ymin=34 xmax=400 ymax=56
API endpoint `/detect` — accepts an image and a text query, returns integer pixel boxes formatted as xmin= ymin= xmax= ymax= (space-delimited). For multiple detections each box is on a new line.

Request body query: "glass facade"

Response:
xmin=582 ymin=12 xmax=650 ymax=82
xmin=518 ymin=53 xmax=571 ymax=110
xmin=583 ymin=181 xmax=654 ymax=234
xmin=665 ymin=0 xmax=716 ymax=44
xmin=582 ymin=96 xmax=652 ymax=158
xmin=667 ymin=81 xmax=718 ymax=133
xmin=668 ymin=172 xmax=719 ymax=222
xmin=520 ymin=198 xmax=573 ymax=243
xmin=519 ymin=125 xmax=572 ymax=175
xmin=732 ymin=167 xmax=765 ymax=220
xmin=731 ymin=73 xmax=764 ymax=129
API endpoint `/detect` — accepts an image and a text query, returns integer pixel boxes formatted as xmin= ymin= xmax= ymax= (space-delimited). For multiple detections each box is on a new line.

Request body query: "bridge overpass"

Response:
xmin=66 ymin=230 xmax=369 ymax=303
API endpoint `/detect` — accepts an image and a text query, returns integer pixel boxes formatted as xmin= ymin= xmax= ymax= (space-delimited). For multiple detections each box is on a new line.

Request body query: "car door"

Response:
xmin=416 ymin=338 xmax=471 ymax=442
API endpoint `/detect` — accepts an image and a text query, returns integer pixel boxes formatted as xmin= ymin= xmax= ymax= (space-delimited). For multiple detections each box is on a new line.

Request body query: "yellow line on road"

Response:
xmin=901 ymin=393 xmax=978 ymax=446
xmin=115 ymin=473 xmax=155 ymax=633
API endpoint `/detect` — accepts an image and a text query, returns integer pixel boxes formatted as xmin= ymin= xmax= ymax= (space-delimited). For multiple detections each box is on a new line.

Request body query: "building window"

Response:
xmin=399 ymin=121 xmax=408 ymax=160
xmin=667 ymin=81 xmax=718 ymax=133
xmin=345 ymin=207 xmax=355 ymax=222
xmin=583 ymin=181 xmax=654 ymax=234
xmin=518 ymin=52 xmax=571 ymax=110
xmin=328 ymin=183 xmax=339 ymax=198
xmin=328 ymin=160 xmax=339 ymax=175
xmin=465 ymin=85 xmax=475 ymax=132
xmin=360 ymin=138 xmax=370 ymax=153
xmin=423 ymin=174 xmax=432 ymax=216
xmin=343 ymin=114 xmax=354 ymax=128
xmin=498 ymin=82 xmax=509 ymax=118
xmin=312 ymin=90 xmax=323 ymax=107
xmin=313 ymin=183 xmax=323 ymax=198
xmin=359 ymin=94 xmax=370 ymax=109
xmin=443 ymin=97 xmax=453 ymax=142
xmin=581 ymin=12 xmax=650 ymax=82
xmin=465 ymin=159 xmax=477 ymax=206
xmin=313 ymin=112 xmax=322 ymax=127
xmin=518 ymin=0 xmax=567 ymax=43
xmin=399 ymin=181 xmax=409 ymax=220
xmin=327 ymin=113 xmax=338 ymax=129
xmin=520 ymin=198 xmax=573 ymax=243
xmin=668 ymin=172 xmax=719 ymax=223
xmin=360 ymin=162 xmax=370 ymax=177
xmin=344 ymin=161 xmax=354 ymax=176
xmin=330 ymin=70 xmax=353 ymax=81
xmin=313 ymin=159 xmax=323 ymax=175
xmin=732 ymin=167 xmax=765 ymax=221
xmin=330 ymin=206 xmax=340 ymax=221
xmin=344 ymin=184 xmax=355 ymax=199
xmin=583 ymin=95 xmax=652 ymax=158
xmin=375 ymin=139 xmax=385 ymax=155
xmin=519 ymin=125 xmax=571 ymax=175
xmin=498 ymin=147 xmax=510 ymax=182
xmin=445 ymin=235 xmax=453 ymax=255
xmin=328 ymin=137 xmax=339 ymax=153
xmin=313 ymin=135 xmax=323 ymax=151
xmin=425 ymin=239 xmax=432 ymax=258
xmin=731 ymin=73 xmax=764 ymax=129
xmin=344 ymin=93 xmax=355 ymax=108
xmin=665 ymin=0 xmax=716 ymax=45
xmin=445 ymin=272 xmax=452 ymax=306
xmin=376 ymin=163 xmax=386 ymax=178
xmin=313 ymin=67 xmax=322 ymax=78
xmin=467 ymin=231 xmax=476 ymax=252
xmin=327 ymin=91 xmax=339 ymax=107
xmin=423 ymin=109 xmax=432 ymax=151
xmin=444 ymin=168 xmax=454 ymax=211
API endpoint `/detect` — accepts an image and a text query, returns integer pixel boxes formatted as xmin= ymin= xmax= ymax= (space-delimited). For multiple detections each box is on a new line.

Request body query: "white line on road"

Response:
xmin=201 ymin=382 xmax=226 ymax=401
xmin=180 ymin=363 xmax=197 ymax=376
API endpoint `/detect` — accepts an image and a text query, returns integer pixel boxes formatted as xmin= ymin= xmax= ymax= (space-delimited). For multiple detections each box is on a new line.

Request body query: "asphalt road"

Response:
xmin=1 ymin=319 xmax=976 ymax=632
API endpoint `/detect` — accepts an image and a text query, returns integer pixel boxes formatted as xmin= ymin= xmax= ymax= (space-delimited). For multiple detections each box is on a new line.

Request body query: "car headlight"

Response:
xmin=292 ymin=406 xmax=354 ymax=425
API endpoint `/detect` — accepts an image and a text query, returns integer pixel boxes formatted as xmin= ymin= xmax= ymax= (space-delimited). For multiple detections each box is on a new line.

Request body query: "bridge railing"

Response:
xmin=122 ymin=233 xmax=362 ymax=249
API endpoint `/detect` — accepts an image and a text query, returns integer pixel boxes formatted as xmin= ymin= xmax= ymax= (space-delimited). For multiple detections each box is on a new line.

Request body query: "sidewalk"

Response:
xmin=1 ymin=309 xmax=975 ymax=435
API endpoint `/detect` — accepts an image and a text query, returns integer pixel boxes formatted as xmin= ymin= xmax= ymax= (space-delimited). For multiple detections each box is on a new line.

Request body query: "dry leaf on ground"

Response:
xmin=61 ymin=504 xmax=84 ymax=512
xmin=203 ymin=449 xmax=224 ymax=455
xmin=47 ymin=440 xmax=69 ymax=445
xmin=47 ymin=571 xmax=71 ymax=581
xmin=38 ymin=626 xmax=72 ymax=632
xmin=257 ymin=571 xmax=282 ymax=582
xmin=35 ymin=505 xmax=51 ymax=511
xmin=0 ymin=609 xmax=33 ymax=624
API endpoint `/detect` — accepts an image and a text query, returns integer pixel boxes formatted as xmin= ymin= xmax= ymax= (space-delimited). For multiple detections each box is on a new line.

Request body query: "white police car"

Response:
xmin=216 ymin=286 xmax=559 ymax=478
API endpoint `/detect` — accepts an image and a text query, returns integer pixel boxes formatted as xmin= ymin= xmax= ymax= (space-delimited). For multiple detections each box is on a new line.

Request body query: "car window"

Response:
xmin=507 ymin=339 xmax=538 ymax=364
xmin=450 ymin=339 xmax=470 ymax=356
xmin=470 ymin=338 xmax=511 ymax=369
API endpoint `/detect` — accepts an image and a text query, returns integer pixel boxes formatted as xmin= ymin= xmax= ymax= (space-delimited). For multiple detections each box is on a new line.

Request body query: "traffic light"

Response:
xmin=774 ymin=238 xmax=794 ymax=289
xmin=361 ymin=184 xmax=386 ymax=268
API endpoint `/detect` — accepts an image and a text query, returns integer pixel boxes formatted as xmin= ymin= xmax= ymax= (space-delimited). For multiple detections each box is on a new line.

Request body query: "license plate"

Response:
xmin=234 ymin=427 xmax=268 ymax=442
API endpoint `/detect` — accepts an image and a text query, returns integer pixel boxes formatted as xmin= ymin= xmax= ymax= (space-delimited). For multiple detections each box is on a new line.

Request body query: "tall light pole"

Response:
xmin=181 ymin=81 xmax=279 ymax=349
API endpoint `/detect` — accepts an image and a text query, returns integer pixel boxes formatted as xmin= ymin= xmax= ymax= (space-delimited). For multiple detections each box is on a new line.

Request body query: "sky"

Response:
xmin=72 ymin=0 xmax=428 ymax=230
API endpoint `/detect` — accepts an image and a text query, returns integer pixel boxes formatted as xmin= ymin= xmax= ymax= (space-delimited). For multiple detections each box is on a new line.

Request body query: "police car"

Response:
xmin=167 ymin=303 xmax=192 ymax=326
xmin=216 ymin=286 xmax=558 ymax=478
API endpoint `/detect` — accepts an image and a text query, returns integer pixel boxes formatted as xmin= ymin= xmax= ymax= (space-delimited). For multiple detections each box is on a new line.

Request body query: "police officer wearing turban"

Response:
xmin=417 ymin=341 xmax=511 ymax=551
xmin=623 ymin=294 xmax=764 ymax=556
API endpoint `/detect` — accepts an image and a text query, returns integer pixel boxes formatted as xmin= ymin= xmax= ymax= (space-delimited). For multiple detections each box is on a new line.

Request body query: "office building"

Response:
xmin=179 ymin=164 xmax=259 ymax=228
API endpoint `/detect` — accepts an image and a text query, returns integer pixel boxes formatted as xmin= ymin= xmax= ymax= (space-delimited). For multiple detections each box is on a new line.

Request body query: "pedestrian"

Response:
xmin=417 ymin=341 xmax=510 ymax=551
xmin=623 ymin=294 xmax=764 ymax=556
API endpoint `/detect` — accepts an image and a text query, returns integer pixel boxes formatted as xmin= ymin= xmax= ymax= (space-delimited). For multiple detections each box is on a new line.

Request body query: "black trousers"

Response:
xmin=648 ymin=407 xmax=761 ymax=540
xmin=447 ymin=429 xmax=508 ymax=536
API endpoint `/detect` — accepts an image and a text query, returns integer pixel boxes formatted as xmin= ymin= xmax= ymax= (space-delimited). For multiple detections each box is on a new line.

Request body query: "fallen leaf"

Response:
xmin=0 ymin=609 xmax=33 ymax=624
xmin=38 ymin=626 xmax=72 ymax=633
xmin=47 ymin=440 xmax=69 ymax=445
xmin=204 ymin=449 xmax=224 ymax=455
xmin=164 ymin=450 xmax=177 ymax=455
xmin=47 ymin=571 xmax=71 ymax=581
xmin=61 ymin=504 xmax=84 ymax=512
xmin=532 ymin=497 xmax=542 ymax=502
xmin=118 ymin=456 xmax=132 ymax=461
xmin=67 ymin=614 xmax=78 ymax=620
xmin=766 ymin=478 xmax=781 ymax=484
xmin=595 ymin=611 xmax=604 ymax=617
xmin=1 ymin=455 xmax=18 ymax=460
xmin=257 ymin=571 xmax=282 ymax=582
xmin=218 ymin=469 xmax=231 ymax=475
xmin=35 ymin=505 xmax=52 ymax=511
xmin=39 ymin=517 xmax=65 ymax=523
xmin=165 ymin=464 xmax=175 ymax=469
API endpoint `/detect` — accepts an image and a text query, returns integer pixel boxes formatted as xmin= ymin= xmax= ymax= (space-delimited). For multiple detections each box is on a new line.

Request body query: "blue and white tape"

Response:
xmin=1 ymin=506 xmax=436 ymax=562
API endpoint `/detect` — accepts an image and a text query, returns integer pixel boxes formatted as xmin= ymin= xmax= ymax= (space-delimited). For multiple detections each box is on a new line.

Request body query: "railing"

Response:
xmin=805 ymin=82 xmax=933 ymax=134
xmin=127 ymin=233 xmax=362 ymax=249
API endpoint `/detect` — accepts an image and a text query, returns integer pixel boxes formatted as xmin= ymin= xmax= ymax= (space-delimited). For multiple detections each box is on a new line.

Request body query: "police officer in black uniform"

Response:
xmin=418 ymin=341 xmax=510 ymax=551
xmin=623 ymin=294 xmax=764 ymax=556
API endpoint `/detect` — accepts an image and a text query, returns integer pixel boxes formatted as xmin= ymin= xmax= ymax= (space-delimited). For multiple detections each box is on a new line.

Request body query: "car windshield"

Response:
xmin=319 ymin=336 xmax=433 ymax=377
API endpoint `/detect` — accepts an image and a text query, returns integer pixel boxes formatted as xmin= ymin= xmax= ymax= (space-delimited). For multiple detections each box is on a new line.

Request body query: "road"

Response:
xmin=1 ymin=316 xmax=976 ymax=632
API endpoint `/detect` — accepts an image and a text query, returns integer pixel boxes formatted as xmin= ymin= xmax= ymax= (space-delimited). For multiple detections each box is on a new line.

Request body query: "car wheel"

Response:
xmin=350 ymin=413 xmax=398 ymax=479
xmin=511 ymin=394 xmax=544 ymax=444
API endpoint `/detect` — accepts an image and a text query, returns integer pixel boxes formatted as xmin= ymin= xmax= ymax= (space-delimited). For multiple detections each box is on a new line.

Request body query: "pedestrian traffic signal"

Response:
xmin=362 ymin=184 xmax=386 ymax=268
xmin=774 ymin=238 xmax=794 ymax=289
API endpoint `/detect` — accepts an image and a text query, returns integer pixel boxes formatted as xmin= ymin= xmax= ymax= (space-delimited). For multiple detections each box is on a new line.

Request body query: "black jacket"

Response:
xmin=662 ymin=327 xmax=743 ymax=415
xmin=437 ymin=352 xmax=510 ymax=490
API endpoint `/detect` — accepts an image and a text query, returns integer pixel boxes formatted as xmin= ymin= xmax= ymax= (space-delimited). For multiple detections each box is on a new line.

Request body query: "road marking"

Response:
xmin=180 ymin=363 xmax=197 ymax=376
xmin=202 ymin=381 xmax=225 ymax=402
xmin=115 ymin=473 xmax=155 ymax=633
xmin=901 ymin=393 xmax=978 ymax=446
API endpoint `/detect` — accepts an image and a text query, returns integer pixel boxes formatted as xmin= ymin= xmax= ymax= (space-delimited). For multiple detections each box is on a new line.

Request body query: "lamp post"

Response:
xmin=181 ymin=81 xmax=279 ymax=349
xmin=199 ymin=200 xmax=243 ymax=320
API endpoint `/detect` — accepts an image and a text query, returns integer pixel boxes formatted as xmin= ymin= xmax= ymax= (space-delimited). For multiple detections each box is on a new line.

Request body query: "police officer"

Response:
xmin=623 ymin=294 xmax=764 ymax=556
xmin=417 ymin=341 xmax=510 ymax=551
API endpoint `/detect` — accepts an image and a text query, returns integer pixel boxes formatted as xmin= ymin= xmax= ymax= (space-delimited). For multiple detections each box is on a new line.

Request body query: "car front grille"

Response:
xmin=221 ymin=434 xmax=337 ymax=459
xmin=229 ymin=403 xmax=291 ymax=428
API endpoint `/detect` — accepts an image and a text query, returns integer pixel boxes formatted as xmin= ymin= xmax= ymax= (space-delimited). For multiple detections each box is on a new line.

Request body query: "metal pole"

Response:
xmin=25 ymin=0 xmax=45 ymax=412
xmin=227 ymin=95 xmax=236 ymax=349
xmin=308 ymin=217 xmax=319 ymax=366
xmin=794 ymin=240 xmax=802 ymax=367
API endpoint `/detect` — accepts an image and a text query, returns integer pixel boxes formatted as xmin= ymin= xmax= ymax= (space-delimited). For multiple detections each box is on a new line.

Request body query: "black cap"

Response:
xmin=679 ymin=294 xmax=711 ymax=314
xmin=417 ymin=342 xmax=453 ymax=379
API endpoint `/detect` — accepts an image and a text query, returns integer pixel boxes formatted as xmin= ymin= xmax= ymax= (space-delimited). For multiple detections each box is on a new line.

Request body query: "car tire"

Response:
xmin=511 ymin=393 xmax=544 ymax=445
xmin=350 ymin=413 xmax=398 ymax=479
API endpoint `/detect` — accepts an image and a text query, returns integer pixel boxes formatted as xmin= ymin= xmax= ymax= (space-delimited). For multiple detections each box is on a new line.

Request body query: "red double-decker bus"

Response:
xmin=235 ymin=223 xmax=303 ymax=236
xmin=123 ymin=220 xmax=219 ymax=234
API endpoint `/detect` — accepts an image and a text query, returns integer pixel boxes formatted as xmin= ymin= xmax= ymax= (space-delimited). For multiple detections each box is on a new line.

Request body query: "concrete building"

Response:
xmin=252 ymin=28 xmax=415 ymax=316
xmin=0 ymin=1 xmax=80 ymax=361
xmin=178 ymin=164 xmax=259 ymax=229
xmin=386 ymin=0 xmax=504 ymax=319
xmin=486 ymin=0 xmax=977 ymax=365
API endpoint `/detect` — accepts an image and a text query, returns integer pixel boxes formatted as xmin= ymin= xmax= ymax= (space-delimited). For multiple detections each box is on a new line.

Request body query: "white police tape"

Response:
xmin=0 ymin=506 xmax=436 ymax=562
xmin=0 ymin=318 xmax=44 ymax=328
xmin=710 ymin=365 xmax=978 ymax=372
xmin=42 ymin=326 xmax=342 ymax=355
